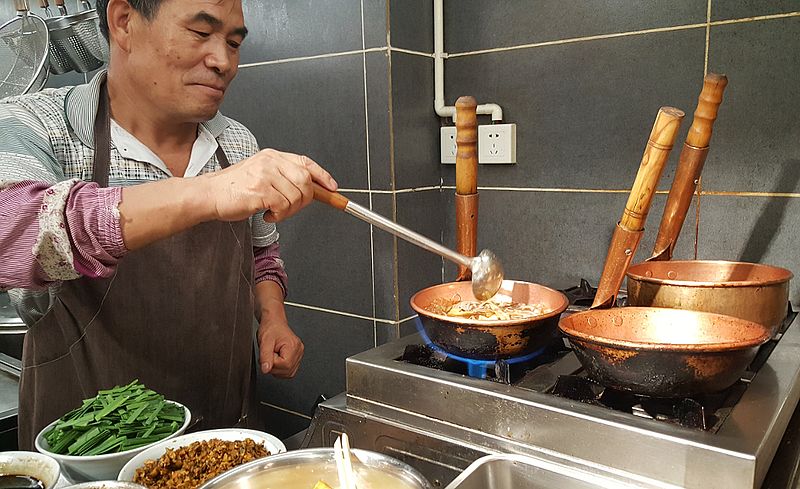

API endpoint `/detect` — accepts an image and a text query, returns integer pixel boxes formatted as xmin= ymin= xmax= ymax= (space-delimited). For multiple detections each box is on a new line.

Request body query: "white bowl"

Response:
xmin=34 ymin=401 xmax=191 ymax=484
xmin=117 ymin=428 xmax=286 ymax=483
xmin=0 ymin=451 xmax=61 ymax=488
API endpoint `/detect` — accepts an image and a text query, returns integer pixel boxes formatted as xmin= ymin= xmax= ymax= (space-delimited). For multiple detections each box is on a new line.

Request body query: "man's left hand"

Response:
xmin=258 ymin=319 xmax=304 ymax=378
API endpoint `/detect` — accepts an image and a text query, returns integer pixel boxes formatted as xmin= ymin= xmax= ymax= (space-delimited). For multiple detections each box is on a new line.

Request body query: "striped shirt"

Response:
xmin=0 ymin=71 xmax=286 ymax=323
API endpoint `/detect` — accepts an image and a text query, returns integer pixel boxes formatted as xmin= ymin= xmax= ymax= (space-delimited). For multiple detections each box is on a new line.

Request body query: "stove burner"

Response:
xmin=402 ymin=318 xmax=565 ymax=382
xmin=549 ymin=375 xmax=740 ymax=431
xmin=560 ymin=278 xmax=597 ymax=308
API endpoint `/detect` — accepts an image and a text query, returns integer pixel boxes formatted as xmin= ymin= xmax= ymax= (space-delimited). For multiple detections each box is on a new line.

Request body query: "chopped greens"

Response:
xmin=43 ymin=380 xmax=185 ymax=456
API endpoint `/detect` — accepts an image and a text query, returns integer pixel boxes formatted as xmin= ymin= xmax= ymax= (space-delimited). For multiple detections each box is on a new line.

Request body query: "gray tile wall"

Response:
xmin=220 ymin=0 xmax=439 ymax=439
xmin=219 ymin=0 xmax=799 ymax=439
xmin=441 ymin=1 xmax=800 ymax=299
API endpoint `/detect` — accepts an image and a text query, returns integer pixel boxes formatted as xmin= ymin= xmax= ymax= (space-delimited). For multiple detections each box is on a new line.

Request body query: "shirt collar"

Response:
xmin=65 ymin=70 xmax=231 ymax=149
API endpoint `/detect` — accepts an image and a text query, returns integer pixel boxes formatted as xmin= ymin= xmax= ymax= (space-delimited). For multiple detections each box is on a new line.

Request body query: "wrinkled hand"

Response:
xmin=204 ymin=149 xmax=337 ymax=223
xmin=258 ymin=318 xmax=305 ymax=378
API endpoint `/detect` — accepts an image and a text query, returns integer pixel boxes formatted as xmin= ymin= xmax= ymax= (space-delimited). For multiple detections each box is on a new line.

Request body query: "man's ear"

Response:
xmin=106 ymin=0 xmax=134 ymax=53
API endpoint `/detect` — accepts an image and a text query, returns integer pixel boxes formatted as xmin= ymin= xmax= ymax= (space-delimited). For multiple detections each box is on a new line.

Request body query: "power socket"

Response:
xmin=440 ymin=126 xmax=457 ymax=164
xmin=479 ymin=123 xmax=517 ymax=164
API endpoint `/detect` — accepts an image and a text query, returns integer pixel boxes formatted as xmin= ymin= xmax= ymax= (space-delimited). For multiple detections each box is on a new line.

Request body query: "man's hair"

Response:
xmin=96 ymin=0 xmax=164 ymax=41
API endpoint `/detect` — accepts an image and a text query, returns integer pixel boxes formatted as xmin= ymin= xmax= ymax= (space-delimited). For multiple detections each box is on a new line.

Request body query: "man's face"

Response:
xmin=124 ymin=0 xmax=246 ymax=122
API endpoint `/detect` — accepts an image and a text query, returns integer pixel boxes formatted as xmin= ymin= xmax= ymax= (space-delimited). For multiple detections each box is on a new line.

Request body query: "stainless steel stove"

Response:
xmin=303 ymin=291 xmax=800 ymax=489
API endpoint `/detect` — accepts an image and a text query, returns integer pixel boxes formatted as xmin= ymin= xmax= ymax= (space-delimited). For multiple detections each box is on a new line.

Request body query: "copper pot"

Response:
xmin=410 ymin=280 xmax=568 ymax=359
xmin=627 ymin=261 xmax=792 ymax=336
xmin=626 ymin=74 xmax=793 ymax=335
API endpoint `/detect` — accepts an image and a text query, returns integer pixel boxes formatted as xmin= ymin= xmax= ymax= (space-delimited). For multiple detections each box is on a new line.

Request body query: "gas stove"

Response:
xmin=302 ymin=286 xmax=800 ymax=488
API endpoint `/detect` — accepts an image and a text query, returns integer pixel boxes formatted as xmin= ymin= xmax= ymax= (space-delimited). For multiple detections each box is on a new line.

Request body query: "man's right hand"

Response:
xmin=202 ymin=149 xmax=337 ymax=223
xmin=119 ymin=149 xmax=337 ymax=251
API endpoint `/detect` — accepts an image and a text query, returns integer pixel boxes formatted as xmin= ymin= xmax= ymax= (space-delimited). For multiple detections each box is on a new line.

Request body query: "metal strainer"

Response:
xmin=0 ymin=0 xmax=50 ymax=99
xmin=47 ymin=0 xmax=105 ymax=73
xmin=38 ymin=0 xmax=72 ymax=75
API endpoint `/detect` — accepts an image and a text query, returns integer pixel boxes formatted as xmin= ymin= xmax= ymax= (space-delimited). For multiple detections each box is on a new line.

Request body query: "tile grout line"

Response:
xmin=238 ymin=47 xmax=386 ymax=68
xmin=341 ymin=186 xmax=800 ymax=197
xmin=390 ymin=47 xmax=435 ymax=58
xmin=386 ymin=29 xmax=402 ymax=330
xmin=387 ymin=0 xmax=401 ymax=342
xmin=233 ymin=12 xmax=800 ymax=70
xmin=447 ymin=11 xmax=800 ymax=59
xmin=285 ymin=301 xmax=398 ymax=325
xmin=697 ymin=0 xmax=712 ymax=259
xmin=704 ymin=0 xmax=712 ymax=76
xmin=358 ymin=0 xmax=377 ymax=348
xmin=711 ymin=11 xmax=800 ymax=26
xmin=259 ymin=401 xmax=312 ymax=421
xmin=447 ymin=23 xmax=707 ymax=58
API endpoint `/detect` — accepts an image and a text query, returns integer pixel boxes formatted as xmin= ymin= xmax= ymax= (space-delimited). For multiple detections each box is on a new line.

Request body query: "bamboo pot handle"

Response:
xmin=313 ymin=183 xmax=349 ymax=211
xmin=620 ymin=107 xmax=685 ymax=231
xmin=455 ymin=96 xmax=478 ymax=195
xmin=686 ymin=73 xmax=728 ymax=148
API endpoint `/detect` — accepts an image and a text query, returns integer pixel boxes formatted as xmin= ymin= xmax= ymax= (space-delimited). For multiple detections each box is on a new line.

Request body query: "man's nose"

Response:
xmin=205 ymin=38 xmax=235 ymax=74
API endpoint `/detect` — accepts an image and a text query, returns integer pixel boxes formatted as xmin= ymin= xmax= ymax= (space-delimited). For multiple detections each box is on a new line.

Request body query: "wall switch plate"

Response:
xmin=479 ymin=123 xmax=517 ymax=164
xmin=440 ymin=126 xmax=457 ymax=164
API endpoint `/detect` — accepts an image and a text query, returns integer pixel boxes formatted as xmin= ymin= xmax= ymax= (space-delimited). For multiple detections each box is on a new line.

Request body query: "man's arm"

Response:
xmin=0 ymin=105 xmax=125 ymax=290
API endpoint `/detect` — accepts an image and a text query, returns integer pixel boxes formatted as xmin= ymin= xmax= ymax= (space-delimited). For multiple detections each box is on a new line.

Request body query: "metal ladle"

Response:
xmin=313 ymin=183 xmax=504 ymax=301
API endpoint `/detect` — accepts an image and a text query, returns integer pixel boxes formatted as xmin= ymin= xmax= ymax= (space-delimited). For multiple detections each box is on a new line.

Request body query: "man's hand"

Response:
xmin=119 ymin=149 xmax=337 ymax=251
xmin=204 ymin=149 xmax=337 ymax=223
xmin=255 ymin=280 xmax=303 ymax=378
xmin=258 ymin=317 xmax=304 ymax=378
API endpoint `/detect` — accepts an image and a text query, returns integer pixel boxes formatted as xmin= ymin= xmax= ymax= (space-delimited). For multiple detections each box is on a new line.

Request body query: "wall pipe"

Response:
xmin=433 ymin=0 xmax=503 ymax=122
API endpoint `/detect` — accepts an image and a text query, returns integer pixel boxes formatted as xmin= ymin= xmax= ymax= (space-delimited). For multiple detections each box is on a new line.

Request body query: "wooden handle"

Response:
xmin=39 ymin=0 xmax=48 ymax=8
xmin=55 ymin=0 xmax=64 ymax=5
xmin=455 ymin=96 xmax=478 ymax=195
xmin=15 ymin=0 xmax=28 ymax=11
xmin=649 ymin=73 xmax=728 ymax=261
xmin=620 ymin=106 xmax=685 ymax=231
xmin=685 ymin=73 xmax=728 ymax=148
xmin=313 ymin=183 xmax=349 ymax=211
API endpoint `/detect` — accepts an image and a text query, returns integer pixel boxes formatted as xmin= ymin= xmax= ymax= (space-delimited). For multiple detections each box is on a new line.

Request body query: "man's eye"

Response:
xmin=228 ymin=40 xmax=241 ymax=49
xmin=190 ymin=29 xmax=211 ymax=38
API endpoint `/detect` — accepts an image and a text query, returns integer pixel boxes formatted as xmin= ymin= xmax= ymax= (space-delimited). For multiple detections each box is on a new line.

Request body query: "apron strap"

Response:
xmin=92 ymin=82 xmax=232 ymax=187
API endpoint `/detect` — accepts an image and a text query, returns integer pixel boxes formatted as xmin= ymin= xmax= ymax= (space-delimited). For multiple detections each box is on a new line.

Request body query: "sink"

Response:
xmin=0 ymin=293 xmax=24 ymax=359
xmin=0 ymin=292 xmax=22 ymax=326
xmin=444 ymin=454 xmax=645 ymax=489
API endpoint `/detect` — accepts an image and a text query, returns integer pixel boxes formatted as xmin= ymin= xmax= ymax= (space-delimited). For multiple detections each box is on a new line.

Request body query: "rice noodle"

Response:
xmin=427 ymin=294 xmax=546 ymax=321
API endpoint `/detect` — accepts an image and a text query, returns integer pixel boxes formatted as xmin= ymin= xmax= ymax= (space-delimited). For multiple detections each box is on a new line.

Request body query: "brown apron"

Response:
xmin=18 ymin=82 xmax=260 ymax=450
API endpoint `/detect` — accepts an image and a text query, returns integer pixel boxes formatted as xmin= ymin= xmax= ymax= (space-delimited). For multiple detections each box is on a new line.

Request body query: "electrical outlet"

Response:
xmin=440 ymin=126 xmax=457 ymax=164
xmin=479 ymin=123 xmax=517 ymax=164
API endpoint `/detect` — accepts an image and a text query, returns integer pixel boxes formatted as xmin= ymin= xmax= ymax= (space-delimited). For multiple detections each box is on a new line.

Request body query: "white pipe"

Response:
xmin=433 ymin=0 xmax=503 ymax=122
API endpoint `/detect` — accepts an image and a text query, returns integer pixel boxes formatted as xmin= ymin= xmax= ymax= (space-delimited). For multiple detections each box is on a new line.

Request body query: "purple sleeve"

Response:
xmin=254 ymin=242 xmax=288 ymax=298
xmin=0 ymin=180 xmax=127 ymax=290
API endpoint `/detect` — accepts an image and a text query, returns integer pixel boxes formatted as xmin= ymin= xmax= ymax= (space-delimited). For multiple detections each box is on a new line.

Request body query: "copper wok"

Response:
xmin=411 ymin=280 xmax=568 ymax=360
xmin=559 ymin=307 xmax=770 ymax=397
xmin=559 ymin=103 xmax=772 ymax=397
xmin=625 ymin=73 xmax=793 ymax=335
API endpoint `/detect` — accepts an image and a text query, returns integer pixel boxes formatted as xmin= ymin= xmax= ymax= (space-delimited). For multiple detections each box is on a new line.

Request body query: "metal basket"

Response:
xmin=0 ymin=1 xmax=50 ymax=98
xmin=47 ymin=9 xmax=103 ymax=73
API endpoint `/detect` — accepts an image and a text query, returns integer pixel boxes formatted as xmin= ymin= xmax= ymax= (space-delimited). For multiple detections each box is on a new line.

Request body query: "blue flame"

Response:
xmin=414 ymin=317 xmax=548 ymax=379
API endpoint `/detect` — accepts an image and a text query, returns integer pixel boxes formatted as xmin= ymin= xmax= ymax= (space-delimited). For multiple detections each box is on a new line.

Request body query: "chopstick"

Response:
xmin=334 ymin=433 xmax=357 ymax=489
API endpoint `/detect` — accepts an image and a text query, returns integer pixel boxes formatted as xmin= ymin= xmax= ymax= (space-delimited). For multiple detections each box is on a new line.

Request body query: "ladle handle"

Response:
xmin=620 ymin=106 xmax=685 ymax=232
xmin=313 ymin=183 xmax=473 ymax=268
xmin=15 ymin=0 xmax=29 ymax=12
xmin=592 ymin=106 xmax=684 ymax=309
xmin=650 ymin=73 xmax=728 ymax=261
xmin=312 ymin=182 xmax=349 ymax=210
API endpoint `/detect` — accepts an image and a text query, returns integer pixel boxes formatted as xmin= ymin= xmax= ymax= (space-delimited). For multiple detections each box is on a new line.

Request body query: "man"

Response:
xmin=0 ymin=0 xmax=337 ymax=449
